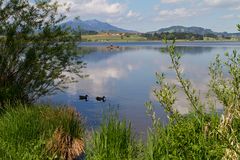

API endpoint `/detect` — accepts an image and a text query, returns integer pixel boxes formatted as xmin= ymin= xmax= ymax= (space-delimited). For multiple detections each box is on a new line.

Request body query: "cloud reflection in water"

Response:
xmin=41 ymin=44 xmax=240 ymax=133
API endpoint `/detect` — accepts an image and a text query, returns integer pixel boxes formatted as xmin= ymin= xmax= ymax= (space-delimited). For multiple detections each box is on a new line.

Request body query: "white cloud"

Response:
xmin=56 ymin=0 xmax=144 ymax=28
xmin=154 ymin=8 xmax=197 ymax=21
xmin=221 ymin=14 xmax=235 ymax=19
xmin=127 ymin=10 xmax=140 ymax=18
xmin=126 ymin=10 xmax=143 ymax=21
xmin=105 ymin=9 xmax=142 ymax=24
xmin=233 ymin=6 xmax=240 ymax=10
xmin=58 ymin=0 xmax=125 ymax=17
xmin=203 ymin=0 xmax=240 ymax=7
xmin=161 ymin=0 xmax=187 ymax=4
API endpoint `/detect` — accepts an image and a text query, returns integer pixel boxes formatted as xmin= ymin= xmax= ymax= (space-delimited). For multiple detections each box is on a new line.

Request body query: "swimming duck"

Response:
xmin=96 ymin=96 xmax=106 ymax=102
xmin=79 ymin=95 xmax=88 ymax=101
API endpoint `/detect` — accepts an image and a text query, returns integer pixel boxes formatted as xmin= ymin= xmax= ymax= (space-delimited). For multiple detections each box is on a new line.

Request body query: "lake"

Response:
xmin=41 ymin=41 xmax=240 ymax=134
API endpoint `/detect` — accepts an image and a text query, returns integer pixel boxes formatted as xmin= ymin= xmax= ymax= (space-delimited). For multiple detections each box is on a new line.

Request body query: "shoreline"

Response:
xmin=81 ymin=39 xmax=240 ymax=43
xmin=79 ymin=40 xmax=240 ymax=48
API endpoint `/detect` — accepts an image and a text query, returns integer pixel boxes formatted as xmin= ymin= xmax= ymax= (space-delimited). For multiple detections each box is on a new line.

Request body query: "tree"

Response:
xmin=0 ymin=0 xmax=84 ymax=106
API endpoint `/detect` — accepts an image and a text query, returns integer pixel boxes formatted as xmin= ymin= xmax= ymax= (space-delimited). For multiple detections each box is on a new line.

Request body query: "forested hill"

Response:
xmin=149 ymin=26 xmax=240 ymax=37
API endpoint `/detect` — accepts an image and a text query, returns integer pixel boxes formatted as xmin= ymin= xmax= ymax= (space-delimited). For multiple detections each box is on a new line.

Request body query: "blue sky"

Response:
xmin=58 ymin=0 xmax=240 ymax=33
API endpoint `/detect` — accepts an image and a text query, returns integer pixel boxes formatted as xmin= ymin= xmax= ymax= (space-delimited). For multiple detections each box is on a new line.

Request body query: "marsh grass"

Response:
xmin=86 ymin=114 xmax=144 ymax=160
xmin=0 ymin=104 xmax=85 ymax=160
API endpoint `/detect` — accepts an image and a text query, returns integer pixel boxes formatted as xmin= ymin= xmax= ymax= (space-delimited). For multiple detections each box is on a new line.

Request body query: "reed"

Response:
xmin=86 ymin=114 xmax=144 ymax=160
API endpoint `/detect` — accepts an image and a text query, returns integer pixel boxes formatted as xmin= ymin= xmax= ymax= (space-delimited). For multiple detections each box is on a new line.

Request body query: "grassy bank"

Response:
xmin=0 ymin=104 xmax=85 ymax=160
xmin=1 ymin=105 xmax=239 ymax=160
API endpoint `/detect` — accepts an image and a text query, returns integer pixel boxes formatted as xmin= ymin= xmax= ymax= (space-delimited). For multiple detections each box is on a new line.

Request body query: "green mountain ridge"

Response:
xmin=149 ymin=26 xmax=240 ymax=37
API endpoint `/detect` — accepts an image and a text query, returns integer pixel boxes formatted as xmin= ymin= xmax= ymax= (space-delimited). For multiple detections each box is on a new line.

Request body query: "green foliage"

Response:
xmin=209 ymin=51 xmax=240 ymax=108
xmin=209 ymin=50 xmax=240 ymax=158
xmin=145 ymin=113 xmax=224 ymax=159
xmin=145 ymin=38 xmax=240 ymax=159
xmin=0 ymin=104 xmax=85 ymax=159
xmin=0 ymin=0 xmax=84 ymax=105
xmin=86 ymin=115 xmax=143 ymax=160
xmin=143 ymin=32 xmax=204 ymax=41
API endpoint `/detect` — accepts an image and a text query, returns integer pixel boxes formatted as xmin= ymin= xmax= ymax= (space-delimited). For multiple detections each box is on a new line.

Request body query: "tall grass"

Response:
xmin=0 ymin=104 xmax=85 ymax=160
xmin=145 ymin=113 xmax=225 ymax=159
xmin=86 ymin=114 xmax=143 ymax=160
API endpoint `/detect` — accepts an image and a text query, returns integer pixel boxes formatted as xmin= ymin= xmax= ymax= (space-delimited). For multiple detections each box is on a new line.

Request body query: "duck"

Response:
xmin=79 ymin=95 xmax=88 ymax=101
xmin=106 ymin=44 xmax=114 ymax=49
xmin=96 ymin=96 xmax=106 ymax=102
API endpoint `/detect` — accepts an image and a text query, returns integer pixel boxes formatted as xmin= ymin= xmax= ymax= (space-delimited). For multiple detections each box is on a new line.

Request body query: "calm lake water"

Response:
xmin=41 ymin=41 xmax=240 ymax=134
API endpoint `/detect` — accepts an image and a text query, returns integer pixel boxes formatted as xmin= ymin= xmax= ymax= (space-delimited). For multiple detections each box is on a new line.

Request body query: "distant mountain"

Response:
xmin=150 ymin=26 xmax=214 ymax=35
xmin=63 ymin=19 xmax=137 ymax=33
xmin=149 ymin=26 xmax=240 ymax=37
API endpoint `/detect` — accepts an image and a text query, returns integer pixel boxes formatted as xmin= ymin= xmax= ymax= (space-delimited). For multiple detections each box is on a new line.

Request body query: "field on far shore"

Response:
xmin=81 ymin=33 xmax=147 ymax=42
xmin=81 ymin=33 xmax=240 ymax=42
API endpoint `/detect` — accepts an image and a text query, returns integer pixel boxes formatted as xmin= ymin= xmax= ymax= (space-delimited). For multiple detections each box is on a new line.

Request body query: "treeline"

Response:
xmin=142 ymin=32 xmax=219 ymax=40
xmin=80 ymin=30 xmax=98 ymax=35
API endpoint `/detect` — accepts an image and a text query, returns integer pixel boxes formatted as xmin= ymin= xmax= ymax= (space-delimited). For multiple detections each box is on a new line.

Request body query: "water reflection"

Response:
xmin=41 ymin=42 xmax=240 ymax=134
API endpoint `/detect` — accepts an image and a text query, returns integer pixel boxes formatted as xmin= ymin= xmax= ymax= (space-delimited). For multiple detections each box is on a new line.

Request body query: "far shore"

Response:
xmin=81 ymin=38 xmax=240 ymax=43
xmin=80 ymin=39 xmax=240 ymax=43
xmin=81 ymin=33 xmax=240 ymax=43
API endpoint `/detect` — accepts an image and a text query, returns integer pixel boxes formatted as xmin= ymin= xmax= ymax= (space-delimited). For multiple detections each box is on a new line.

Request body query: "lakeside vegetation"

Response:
xmin=0 ymin=0 xmax=240 ymax=159
xmin=80 ymin=32 xmax=240 ymax=42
